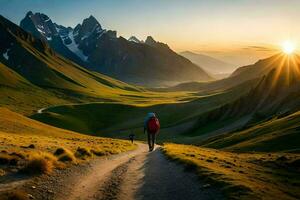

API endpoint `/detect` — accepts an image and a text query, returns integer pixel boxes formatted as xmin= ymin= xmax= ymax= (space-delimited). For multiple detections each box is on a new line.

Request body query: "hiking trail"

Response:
xmin=23 ymin=144 xmax=223 ymax=200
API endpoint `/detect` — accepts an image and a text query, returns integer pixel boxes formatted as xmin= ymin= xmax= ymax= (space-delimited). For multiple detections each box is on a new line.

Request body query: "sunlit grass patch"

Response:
xmin=163 ymin=143 xmax=300 ymax=200
xmin=20 ymin=152 xmax=58 ymax=175
xmin=0 ymin=132 xmax=136 ymax=167
xmin=21 ymin=156 xmax=54 ymax=175
xmin=0 ymin=108 xmax=137 ymax=179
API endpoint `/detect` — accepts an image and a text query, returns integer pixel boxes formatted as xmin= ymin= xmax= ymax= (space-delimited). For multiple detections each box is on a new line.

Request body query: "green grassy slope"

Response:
xmin=163 ymin=144 xmax=300 ymax=200
xmin=0 ymin=63 xmax=30 ymax=86
xmin=0 ymin=62 xmax=73 ymax=114
xmin=32 ymin=80 xmax=253 ymax=139
xmin=201 ymin=110 xmax=300 ymax=152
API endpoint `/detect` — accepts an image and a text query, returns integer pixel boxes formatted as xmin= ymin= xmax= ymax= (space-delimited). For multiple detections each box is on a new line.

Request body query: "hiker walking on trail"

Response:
xmin=144 ymin=113 xmax=160 ymax=151
xmin=129 ymin=132 xmax=135 ymax=144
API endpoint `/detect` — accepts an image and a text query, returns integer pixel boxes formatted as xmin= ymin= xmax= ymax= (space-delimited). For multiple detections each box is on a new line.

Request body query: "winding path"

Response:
xmin=24 ymin=144 xmax=223 ymax=200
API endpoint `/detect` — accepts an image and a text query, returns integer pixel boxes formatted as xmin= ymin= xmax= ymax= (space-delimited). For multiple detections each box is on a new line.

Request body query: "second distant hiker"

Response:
xmin=129 ymin=132 xmax=135 ymax=143
xmin=144 ymin=113 xmax=160 ymax=151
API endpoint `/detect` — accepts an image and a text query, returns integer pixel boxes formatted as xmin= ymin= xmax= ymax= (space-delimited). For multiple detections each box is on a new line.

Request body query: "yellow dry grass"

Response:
xmin=0 ymin=107 xmax=136 ymax=171
xmin=22 ymin=153 xmax=55 ymax=175
xmin=163 ymin=143 xmax=300 ymax=200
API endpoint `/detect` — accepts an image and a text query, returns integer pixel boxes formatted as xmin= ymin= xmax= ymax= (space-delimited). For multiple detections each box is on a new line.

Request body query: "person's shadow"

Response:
xmin=134 ymin=147 xmax=220 ymax=200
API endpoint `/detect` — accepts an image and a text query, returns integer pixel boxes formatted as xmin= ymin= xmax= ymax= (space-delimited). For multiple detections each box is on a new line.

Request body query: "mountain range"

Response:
xmin=19 ymin=12 xmax=213 ymax=86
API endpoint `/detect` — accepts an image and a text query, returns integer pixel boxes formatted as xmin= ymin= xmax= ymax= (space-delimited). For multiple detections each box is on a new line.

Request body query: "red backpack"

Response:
xmin=147 ymin=117 xmax=160 ymax=134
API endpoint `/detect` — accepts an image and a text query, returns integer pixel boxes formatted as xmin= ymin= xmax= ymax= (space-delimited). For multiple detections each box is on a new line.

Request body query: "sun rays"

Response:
xmin=253 ymin=50 xmax=300 ymax=92
xmin=269 ymin=53 xmax=300 ymax=88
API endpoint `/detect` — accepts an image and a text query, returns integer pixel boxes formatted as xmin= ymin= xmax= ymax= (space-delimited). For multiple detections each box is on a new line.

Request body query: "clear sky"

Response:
xmin=1 ymin=0 xmax=299 ymax=65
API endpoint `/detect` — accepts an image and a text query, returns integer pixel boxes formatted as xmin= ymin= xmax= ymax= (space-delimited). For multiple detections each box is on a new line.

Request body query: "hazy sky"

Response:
xmin=1 ymin=0 xmax=300 ymax=65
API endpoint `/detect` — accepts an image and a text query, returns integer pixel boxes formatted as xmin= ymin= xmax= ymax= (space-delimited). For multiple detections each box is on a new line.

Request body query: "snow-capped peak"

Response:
xmin=64 ymin=31 xmax=88 ymax=61
xmin=128 ymin=36 xmax=141 ymax=43
xmin=20 ymin=12 xmax=57 ymax=40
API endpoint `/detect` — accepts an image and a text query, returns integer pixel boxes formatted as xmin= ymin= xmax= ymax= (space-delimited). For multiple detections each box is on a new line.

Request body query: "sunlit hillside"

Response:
xmin=202 ymin=110 xmax=300 ymax=152
xmin=163 ymin=144 xmax=300 ymax=200
xmin=0 ymin=107 xmax=136 ymax=177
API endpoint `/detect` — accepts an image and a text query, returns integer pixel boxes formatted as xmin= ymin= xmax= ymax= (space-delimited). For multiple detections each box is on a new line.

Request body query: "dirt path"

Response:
xmin=23 ymin=144 xmax=223 ymax=200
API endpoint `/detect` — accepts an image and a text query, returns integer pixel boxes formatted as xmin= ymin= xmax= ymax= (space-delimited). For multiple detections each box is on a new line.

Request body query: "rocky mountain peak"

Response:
xmin=20 ymin=12 xmax=57 ymax=40
xmin=128 ymin=36 xmax=141 ymax=43
xmin=25 ymin=11 xmax=34 ymax=18
xmin=81 ymin=15 xmax=102 ymax=33
xmin=145 ymin=36 xmax=170 ymax=50
xmin=145 ymin=36 xmax=156 ymax=45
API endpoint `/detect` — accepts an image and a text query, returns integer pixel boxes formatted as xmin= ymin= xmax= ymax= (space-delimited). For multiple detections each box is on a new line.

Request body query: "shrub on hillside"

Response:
xmin=54 ymin=148 xmax=66 ymax=156
xmin=21 ymin=157 xmax=53 ymax=175
xmin=54 ymin=147 xmax=76 ymax=162
xmin=21 ymin=153 xmax=56 ymax=175
xmin=75 ymin=147 xmax=92 ymax=159
xmin=28 ymin=144 xmax=35 ymax=149
xmin=58 ymin=154 xmax=75 ymax=162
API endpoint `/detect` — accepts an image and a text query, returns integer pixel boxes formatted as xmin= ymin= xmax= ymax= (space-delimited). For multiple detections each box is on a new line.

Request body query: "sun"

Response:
xmin=282 ymin=40 xmax=296 ymax=55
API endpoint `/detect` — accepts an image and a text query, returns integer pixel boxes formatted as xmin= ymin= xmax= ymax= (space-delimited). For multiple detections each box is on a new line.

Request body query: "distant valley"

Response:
xmin=180 ymin=51 xmax=236 ymax=78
